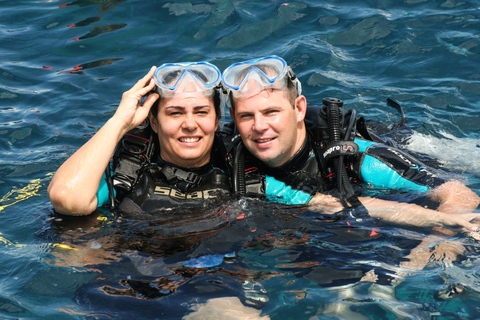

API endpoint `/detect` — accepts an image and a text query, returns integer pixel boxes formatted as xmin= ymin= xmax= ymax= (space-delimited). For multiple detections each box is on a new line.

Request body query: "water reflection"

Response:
xmin=57 ymin=58 xmax=124 ymax=75
xmin=72 ymin=23 xmax=127 ymax=41
xmin=216 ymin=3 xmax=307 ymax=49
xmin=60 ymin=0 xmax=128 ymax=14
xmin=67 ymin=16 xmax=102 ymax=29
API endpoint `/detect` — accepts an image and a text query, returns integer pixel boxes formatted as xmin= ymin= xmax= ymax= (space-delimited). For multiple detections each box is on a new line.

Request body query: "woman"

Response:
xmin=48 ymin=62 xmax=231 ymax=216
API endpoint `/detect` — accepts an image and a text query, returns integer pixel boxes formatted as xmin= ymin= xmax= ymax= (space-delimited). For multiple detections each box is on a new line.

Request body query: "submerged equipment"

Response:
xmin=221 ymin=55 xmax=302 ymax=99
xmin=154 ymin=61 xmax=221 ymax=97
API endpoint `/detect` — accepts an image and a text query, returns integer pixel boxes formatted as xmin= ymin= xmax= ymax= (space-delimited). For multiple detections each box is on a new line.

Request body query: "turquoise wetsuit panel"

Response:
xmin=265 ymin=176 xmax=313 ymax=205
xmin=360 ymin=155 xmax=429 ymax=192
xmin=355 ymin=138 xmax=430 ymax=192
xmin=96 ymin=172 xmax=115 ymax=207
xmin=355 ymin=138 xmax=376 ymax=152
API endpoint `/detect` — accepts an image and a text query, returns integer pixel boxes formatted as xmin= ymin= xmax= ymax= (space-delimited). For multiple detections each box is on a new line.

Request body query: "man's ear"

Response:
xmin=229 ymin=107 xmax=236 ymax=124
xmin=148 ymin=113 xmax=158 ymax=133
xmin=295 ymin=95 xmax=307 ymax=122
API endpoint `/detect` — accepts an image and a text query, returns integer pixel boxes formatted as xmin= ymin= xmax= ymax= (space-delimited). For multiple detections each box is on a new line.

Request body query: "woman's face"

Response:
xmin=149 ymin=93 xmax=218 ymax=168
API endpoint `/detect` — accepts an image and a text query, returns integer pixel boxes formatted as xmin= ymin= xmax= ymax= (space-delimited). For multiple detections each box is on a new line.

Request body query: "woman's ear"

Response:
xmin=148 ymin=113 xmax=158 ymax=133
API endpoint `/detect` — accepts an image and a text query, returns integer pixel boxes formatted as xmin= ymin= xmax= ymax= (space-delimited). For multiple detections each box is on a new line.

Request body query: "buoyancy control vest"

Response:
xmin=232 ymin=133 xmax=333 ymax=200
xmin=117 ymin=159 xmax=231 ymax=216
xmin=107 ymin=118 xmax=232 ymax=214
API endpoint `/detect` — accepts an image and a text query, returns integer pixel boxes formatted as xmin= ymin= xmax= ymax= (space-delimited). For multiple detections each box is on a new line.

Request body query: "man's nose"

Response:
xmin=252 ymin=114 xmax=268 ymax=132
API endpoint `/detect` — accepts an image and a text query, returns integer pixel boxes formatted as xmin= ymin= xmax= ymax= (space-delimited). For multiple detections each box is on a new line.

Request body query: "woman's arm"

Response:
xmin=47 ymin=67 xmax=159 ymax=215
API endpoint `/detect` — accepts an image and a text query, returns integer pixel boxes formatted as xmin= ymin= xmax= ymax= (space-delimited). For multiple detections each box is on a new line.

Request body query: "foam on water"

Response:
xmin=406 ymin=130 xmax=480 ymax=177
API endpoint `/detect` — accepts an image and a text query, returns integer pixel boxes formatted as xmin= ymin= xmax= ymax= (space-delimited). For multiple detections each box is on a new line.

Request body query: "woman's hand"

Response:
xmin=113 ymin=66 xmax=160 ymax=133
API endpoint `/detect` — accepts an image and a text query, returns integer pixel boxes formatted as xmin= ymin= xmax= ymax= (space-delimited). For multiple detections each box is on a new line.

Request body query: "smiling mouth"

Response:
xmin=179 ymin=137 xmax=201 ymax=143
xmin=255 ymin=138 xmax=274 ymax=143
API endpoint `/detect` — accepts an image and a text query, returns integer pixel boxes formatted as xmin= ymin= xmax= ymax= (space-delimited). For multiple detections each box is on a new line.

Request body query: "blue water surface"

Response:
xmin=1 ymin=0 xmax=480 ymax=319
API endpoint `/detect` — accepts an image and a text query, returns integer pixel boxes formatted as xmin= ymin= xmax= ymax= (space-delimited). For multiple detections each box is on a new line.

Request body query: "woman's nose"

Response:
xmin=182 ymin=113 xmax=197 ymax=130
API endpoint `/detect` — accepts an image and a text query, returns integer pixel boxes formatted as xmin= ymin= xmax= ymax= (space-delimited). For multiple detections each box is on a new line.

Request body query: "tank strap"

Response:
xmin=112 ymin=119 xmax=156 ymax=196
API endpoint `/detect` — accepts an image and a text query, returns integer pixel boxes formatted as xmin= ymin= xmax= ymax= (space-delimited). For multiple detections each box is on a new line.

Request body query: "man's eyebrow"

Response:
xmin=263 ymin=106 xmax=282 ymax=111
xmin=235 ymin=110 xmax=253 ymax=116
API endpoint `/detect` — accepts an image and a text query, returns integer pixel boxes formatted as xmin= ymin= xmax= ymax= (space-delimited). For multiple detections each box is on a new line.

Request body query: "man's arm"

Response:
xmin=428 ymin=180 xmax=480 ymax=214
xmin=309 ymin=193 xmax=480 ymax=231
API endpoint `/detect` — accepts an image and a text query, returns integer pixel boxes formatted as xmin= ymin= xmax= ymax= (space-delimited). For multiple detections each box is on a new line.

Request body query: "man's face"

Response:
xmin=231 ymin=89 xmax=306 ymax=167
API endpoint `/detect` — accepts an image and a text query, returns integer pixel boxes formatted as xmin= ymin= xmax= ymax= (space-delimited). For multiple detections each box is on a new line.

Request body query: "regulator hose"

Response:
xmin=323 ymin=97 xmax=358 ymax=207
xmin=233 ymin=142 xmax=246 ymax=196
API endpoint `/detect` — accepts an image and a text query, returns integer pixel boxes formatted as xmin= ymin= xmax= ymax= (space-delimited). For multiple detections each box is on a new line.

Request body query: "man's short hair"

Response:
xmin=230 ymin=77 xmax=298 ymax=111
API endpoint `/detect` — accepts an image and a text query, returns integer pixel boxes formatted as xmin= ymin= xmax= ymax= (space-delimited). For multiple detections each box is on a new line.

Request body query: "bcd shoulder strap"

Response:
xmin=111 ymin=119 xmax=157 ymax=197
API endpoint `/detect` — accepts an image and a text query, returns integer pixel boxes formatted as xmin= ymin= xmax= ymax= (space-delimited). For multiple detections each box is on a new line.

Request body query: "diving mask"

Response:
xmin=221 ymin=55 xmax=302 ymax=99
xmin=154 ymin=61 xmax=221 ymax=97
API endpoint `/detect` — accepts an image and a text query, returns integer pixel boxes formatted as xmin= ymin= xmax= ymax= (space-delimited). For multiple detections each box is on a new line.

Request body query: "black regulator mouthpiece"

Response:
xmin=322 ymin=97 xmax=343 ymax=108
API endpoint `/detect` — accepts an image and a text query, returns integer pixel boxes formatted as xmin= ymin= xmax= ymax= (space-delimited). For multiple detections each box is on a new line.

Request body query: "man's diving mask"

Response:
xmin=221 ymin=55 xmax=302 ymax=99
xmin=154 ymin=61 xmax=221 ymax=97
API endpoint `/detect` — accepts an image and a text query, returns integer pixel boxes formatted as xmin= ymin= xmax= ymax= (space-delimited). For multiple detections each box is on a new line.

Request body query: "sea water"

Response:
xmin=1 ymin=0 xmax=480 ymax=319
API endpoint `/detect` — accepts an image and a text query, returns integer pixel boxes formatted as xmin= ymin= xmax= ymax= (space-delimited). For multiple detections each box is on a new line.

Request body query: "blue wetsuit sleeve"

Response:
xmin=96 ymin=167 xmax=116 ymax=207
xmin=355 ymin=139 xmax=446 ymax=192
xmin=265 ymin=175 xmax=313 ymax=205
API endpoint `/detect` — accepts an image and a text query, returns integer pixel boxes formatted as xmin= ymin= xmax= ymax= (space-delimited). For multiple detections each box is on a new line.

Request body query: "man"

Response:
xmin=222 ymin=55 xmax=480 ymax=231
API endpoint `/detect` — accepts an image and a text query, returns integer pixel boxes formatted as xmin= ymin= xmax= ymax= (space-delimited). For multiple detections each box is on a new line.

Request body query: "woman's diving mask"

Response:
xmin=154 ymin=61 xmax=221 ymax=97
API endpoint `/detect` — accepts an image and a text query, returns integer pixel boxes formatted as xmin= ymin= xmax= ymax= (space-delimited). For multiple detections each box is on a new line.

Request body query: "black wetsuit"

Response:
xmin=238 ymin=130 xmax=448 ymax=205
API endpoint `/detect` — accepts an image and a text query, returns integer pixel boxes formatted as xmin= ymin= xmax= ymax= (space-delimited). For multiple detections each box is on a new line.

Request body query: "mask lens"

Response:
xmin=222 ymin=56 xmax=288 ymax=98
xmin=154 ymin=62 xmax=221 ymax=96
